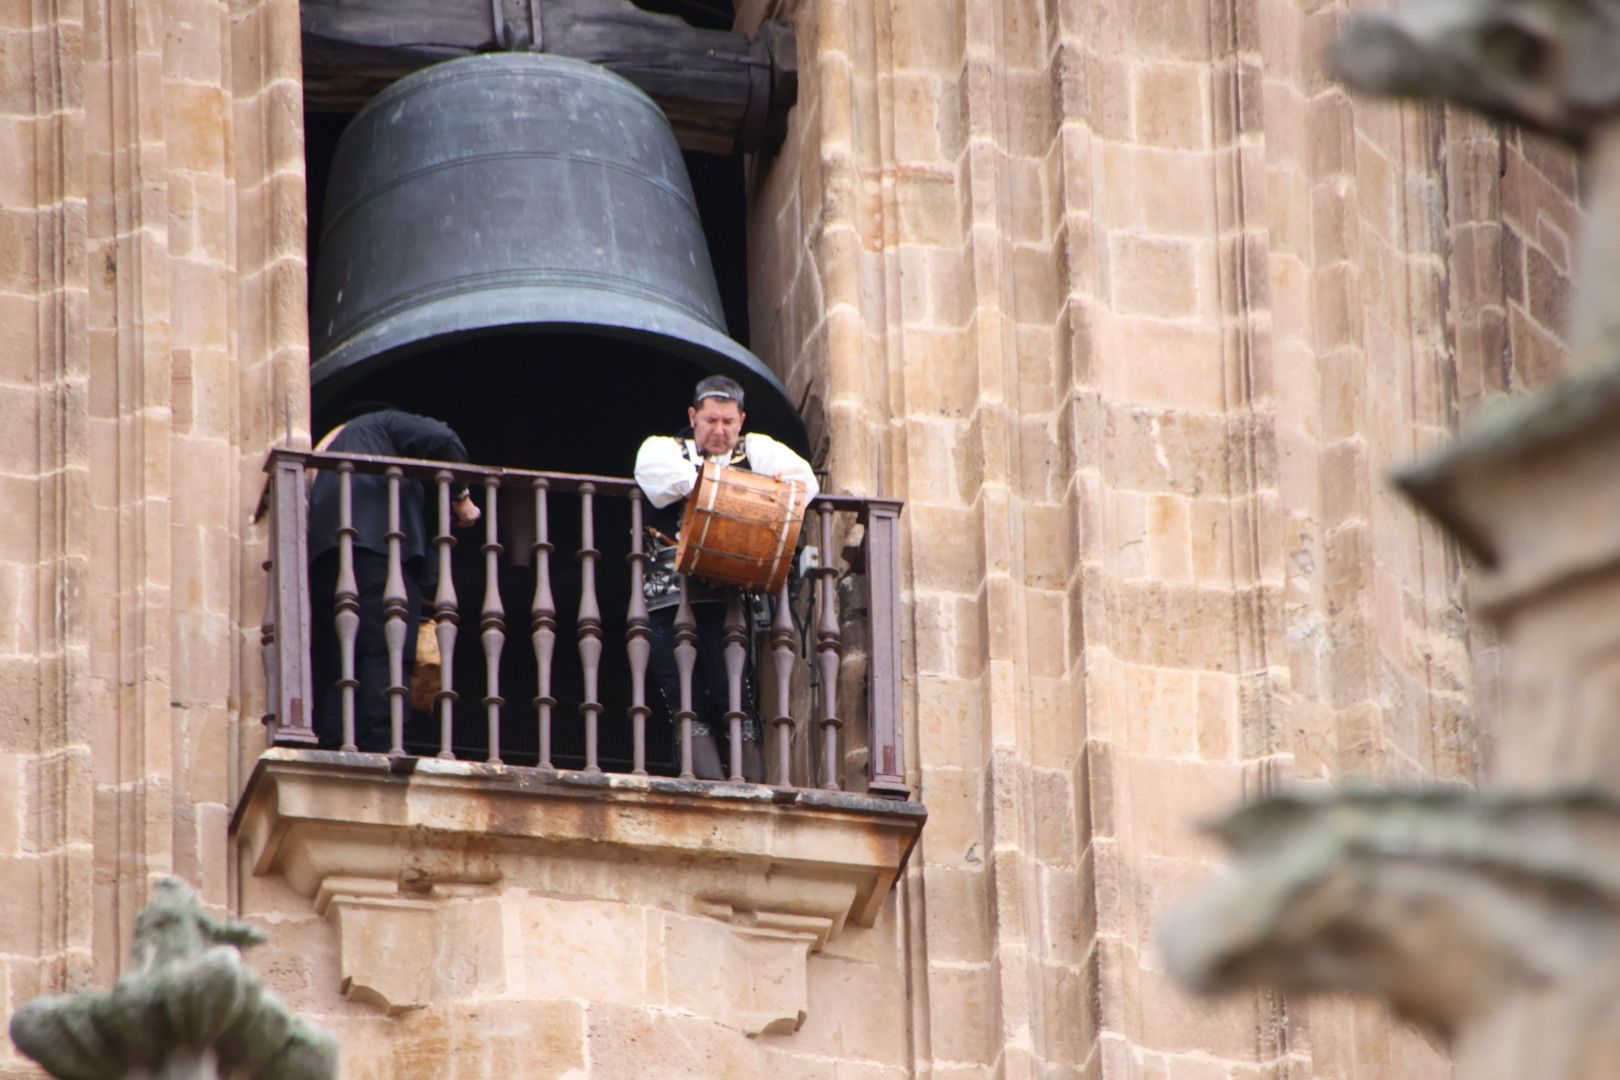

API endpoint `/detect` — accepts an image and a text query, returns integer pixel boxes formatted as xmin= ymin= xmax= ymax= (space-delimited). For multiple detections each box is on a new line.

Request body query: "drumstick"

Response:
xmin=648 ymin=526 xmax=679 ymax=548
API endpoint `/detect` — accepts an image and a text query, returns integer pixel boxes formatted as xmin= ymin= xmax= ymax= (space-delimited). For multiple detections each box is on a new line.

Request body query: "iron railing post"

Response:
xmin=268 ymin=455 xmax=317 ymax=745
xmin=863 ymin=499 xmax=909 ymax=798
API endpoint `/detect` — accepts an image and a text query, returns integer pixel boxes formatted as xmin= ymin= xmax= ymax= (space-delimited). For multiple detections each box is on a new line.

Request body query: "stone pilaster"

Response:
xmin=0 ymin=4 xmax=96 ymax=1054
xmin=0 ymin=10 xmax=308 ymax=1068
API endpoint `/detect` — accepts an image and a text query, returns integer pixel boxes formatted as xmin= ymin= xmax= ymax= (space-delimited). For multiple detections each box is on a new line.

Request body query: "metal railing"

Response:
xmin=257 ymin=448 xmax=909 ymax=796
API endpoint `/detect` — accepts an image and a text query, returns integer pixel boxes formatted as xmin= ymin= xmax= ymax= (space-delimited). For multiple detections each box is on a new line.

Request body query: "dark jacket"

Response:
xmin=307 ymin=410 xmax=471 ymax=585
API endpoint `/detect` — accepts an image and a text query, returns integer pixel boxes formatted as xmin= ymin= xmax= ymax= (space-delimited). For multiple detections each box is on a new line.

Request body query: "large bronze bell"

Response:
xmin=309 ymin=52 xmax=806 ymax=466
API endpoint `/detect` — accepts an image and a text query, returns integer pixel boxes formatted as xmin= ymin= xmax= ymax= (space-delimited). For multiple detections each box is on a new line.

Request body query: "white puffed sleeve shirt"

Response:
xmin=634 ymin=432 xmax=820 ymax=509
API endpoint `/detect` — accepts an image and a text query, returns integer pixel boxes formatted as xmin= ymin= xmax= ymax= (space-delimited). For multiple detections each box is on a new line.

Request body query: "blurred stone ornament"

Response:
xmin=1162 ymin=789 xmax=1620 ymax=1079
xmin=9 ymin=877 xmax=339 ymax=1080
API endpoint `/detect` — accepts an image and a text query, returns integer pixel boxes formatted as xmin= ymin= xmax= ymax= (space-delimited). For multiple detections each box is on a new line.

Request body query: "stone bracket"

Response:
xmin=698 ymin=902 xmax=836 ymax=1035
xmin=325 ymin=895 xmax=437 ymax=1014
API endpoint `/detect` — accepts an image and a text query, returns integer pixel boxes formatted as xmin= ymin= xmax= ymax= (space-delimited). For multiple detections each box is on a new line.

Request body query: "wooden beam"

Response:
xmin=300 ymin=0 xmax=797 ymax=153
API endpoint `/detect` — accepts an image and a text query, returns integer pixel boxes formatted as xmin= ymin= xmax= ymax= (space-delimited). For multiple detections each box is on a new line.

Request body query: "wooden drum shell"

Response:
xmin=675 ymin=462 xmax=808 ymax=594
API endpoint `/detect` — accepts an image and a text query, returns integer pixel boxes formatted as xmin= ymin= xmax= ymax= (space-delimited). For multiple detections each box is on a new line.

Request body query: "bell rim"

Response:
xmin=310 ymin=283 xmax=811 ymax=455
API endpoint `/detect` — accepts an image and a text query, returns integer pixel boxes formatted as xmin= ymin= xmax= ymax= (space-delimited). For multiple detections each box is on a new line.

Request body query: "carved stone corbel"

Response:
xmin=316 ymin=877 xmax=450 ymax=1015
xmin=693 ymin=903 xmax=836 ymax=1036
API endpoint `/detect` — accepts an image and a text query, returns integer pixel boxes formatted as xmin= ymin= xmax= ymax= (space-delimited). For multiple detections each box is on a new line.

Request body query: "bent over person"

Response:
xmin=308 ymin=406 xmax=480 ymax=752
xmin=634 ymin=375 xmax=819 ymax=781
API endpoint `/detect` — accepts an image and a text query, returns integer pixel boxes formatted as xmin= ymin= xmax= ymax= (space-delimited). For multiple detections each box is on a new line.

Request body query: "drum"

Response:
xmin=676 ymin=462 xmax=809 ymax=594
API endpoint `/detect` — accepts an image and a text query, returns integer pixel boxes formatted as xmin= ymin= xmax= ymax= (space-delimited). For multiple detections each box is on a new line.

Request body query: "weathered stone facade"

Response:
xmin=0 ymin=0 xmax=1589 ymax=1077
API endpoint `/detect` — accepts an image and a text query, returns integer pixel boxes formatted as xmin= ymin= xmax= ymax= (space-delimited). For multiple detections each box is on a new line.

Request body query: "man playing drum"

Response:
xmin=634 ymin=375 xmax=819 ymax=781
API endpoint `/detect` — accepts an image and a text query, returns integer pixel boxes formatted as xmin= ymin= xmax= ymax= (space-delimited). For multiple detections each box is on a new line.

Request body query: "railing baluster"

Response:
xmin=626 ymin=494 xmax=650 ymax=775
xmin=481 ymin=476 xmax=505 ymax=764
xmin=771 ymin=580 xmax=796 ymax=786
xmin=864 ymin=500 xmax=910 ymax=797
xmin=433 ymin=471 xmax=460 ymax=759
xmin=816 ymin=505 xmax=843 ymax=790
xmin=531 ymin=479 xmax=556 ymax=769
xmin=674 ymin=575 xmax=697 ymax=780
xmin=269 ymin=457 xmax=316 ymax=745
xmin=260 ymin=556 xmax=277 ymax=746
xmin=577 ymin=482 xmax=603 ymax=773
xmin=383 ymin=467 xmax=408 ymax=755
xmin=723 ymin=591 xmax=747 ymax=782
xmin=335 ymin=463 xmax=360 ymax=751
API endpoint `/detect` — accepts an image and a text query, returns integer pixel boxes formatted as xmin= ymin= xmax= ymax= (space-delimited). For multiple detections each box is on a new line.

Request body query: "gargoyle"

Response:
xmin=9 ymin=877 xmax=339 ymax=1080
xmin=1161 ymin=789 xmax=1620 ymax=1080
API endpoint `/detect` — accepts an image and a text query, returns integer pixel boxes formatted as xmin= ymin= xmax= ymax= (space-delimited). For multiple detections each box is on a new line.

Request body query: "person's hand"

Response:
xmin=453 ymin=494 xmax=481 ymax=528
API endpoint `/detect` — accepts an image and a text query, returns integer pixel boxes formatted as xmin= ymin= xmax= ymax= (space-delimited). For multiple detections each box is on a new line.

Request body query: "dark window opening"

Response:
xmin=631 ymin=0 xmax=735 ymax=30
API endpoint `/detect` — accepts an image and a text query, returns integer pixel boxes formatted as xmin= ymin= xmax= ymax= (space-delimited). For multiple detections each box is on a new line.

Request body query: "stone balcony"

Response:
xmin=235 ymin=449 xmax=923 ymax=1039
xmin=233 ymin=749 xmax=923 ymax=1034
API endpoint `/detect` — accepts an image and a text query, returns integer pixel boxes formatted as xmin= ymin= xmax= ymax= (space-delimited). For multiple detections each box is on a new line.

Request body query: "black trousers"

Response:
xmin=649 ymin=602 xmax=763 ymax=781
xmin=310 ymin=550 xmax=424 ymax=752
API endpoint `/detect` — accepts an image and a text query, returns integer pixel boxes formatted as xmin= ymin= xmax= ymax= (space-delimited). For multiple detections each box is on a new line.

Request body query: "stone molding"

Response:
xmin=232 ymin=750 xmax=924 ymax=1031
